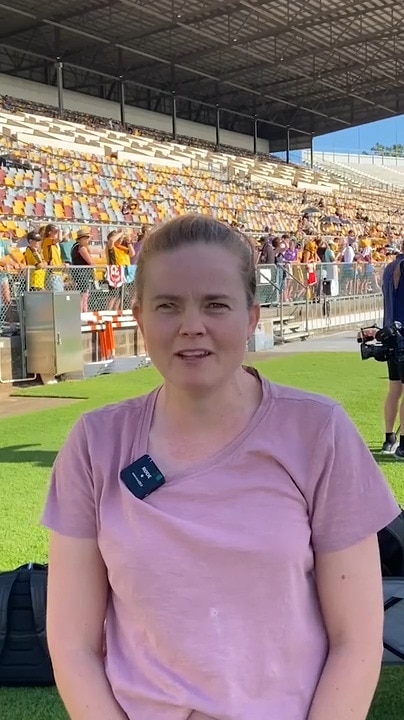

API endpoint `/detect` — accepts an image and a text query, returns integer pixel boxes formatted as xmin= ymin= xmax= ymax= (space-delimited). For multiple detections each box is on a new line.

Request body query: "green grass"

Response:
xmin=0 ymin=353 xmax=403 ymax=719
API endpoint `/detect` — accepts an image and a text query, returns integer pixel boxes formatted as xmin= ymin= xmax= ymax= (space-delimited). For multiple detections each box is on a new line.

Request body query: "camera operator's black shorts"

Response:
xmin=387 ymin=359 xmax=404 ymax=382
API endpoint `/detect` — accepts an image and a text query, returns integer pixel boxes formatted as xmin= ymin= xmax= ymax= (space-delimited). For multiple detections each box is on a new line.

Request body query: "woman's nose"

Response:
xmin=179 ymin=308 xmax=206 ymax=335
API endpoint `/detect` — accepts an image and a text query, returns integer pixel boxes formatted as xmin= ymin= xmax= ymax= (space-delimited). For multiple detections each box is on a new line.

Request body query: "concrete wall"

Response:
xmin=0 ymin=73 xmax=269 ymax=154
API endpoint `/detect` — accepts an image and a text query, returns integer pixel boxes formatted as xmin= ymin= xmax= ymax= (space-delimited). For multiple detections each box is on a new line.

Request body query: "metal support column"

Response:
xmin=215 ymin=105 xmax=220 ymax=149
xmin=56 ymin=60 xmax=64 ymax=118
xmin=286 ymin=126 xmax=290 ymax=164
xmin=310 ymin=134 xmax=314 ymax=169
xmin=253 ymin=116 xmax=258 ymax=155
xmin=120 ymin=77 xmax=126 ymax=128
xmin=172 ymin=92 xmax=177 ymax=141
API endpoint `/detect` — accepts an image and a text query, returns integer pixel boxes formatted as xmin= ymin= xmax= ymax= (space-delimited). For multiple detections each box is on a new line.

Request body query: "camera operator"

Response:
xmin=381 ymin=240 xmax=404 ymax=458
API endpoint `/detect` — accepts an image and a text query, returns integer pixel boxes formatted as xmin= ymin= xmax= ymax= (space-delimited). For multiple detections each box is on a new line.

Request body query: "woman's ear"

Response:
xmin=132 ymin=302 xmax=143 ymax=334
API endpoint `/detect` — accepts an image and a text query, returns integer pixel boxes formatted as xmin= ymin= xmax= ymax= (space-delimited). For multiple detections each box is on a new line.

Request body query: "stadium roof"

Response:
xmin=0 ymin=0 xmax=403 ymax=149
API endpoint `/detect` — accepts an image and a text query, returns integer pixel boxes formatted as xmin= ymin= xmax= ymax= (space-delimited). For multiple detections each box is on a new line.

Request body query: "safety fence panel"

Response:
xmin=0 ymin=261 xmax=391 ymax=335
xmin=256 ymin=261 xmax=387 ymax=307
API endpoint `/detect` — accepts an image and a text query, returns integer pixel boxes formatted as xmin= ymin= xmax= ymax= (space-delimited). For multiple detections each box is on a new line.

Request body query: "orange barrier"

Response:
xmin=82 ymin=311 xmax=135 ymax=361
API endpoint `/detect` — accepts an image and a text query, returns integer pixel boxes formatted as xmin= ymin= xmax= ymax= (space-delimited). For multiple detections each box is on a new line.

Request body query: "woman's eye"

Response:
xmin=156 ymin=303 xmax=174 ymax=310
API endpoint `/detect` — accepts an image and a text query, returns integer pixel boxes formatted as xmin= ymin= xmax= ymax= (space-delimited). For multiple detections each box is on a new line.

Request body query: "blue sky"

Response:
xmin=315 ymin=114 xmax=404 ymax=152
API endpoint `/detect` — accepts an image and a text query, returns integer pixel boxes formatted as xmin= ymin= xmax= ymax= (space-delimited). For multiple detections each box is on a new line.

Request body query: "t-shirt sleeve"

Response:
xmin=41 ymin=415 xmax=97 ymax=539
xmin=308 ymin=403 xmax=400 ymax=554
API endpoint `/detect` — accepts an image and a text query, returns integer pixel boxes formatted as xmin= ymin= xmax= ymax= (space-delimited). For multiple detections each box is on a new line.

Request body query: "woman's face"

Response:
xmin=134 ymin=244 xmax=259 ymax=394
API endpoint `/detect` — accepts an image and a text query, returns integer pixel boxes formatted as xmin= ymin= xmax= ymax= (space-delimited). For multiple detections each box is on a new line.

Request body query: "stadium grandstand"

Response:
xmin=0 ymin=0 xmax=404 ymax=379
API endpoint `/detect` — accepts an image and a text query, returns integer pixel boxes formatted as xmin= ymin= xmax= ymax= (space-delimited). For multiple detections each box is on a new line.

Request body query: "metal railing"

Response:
xmin=256 ymin=261 xmax=386 ymax=342
xmin=0 ymin=261 xmax=388 ymax=336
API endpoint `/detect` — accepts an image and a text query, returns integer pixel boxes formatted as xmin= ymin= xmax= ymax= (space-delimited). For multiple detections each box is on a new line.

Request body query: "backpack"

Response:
xmin=0 ymin=563 xmax=54 ymax=686
xmin=378 ymin=511 xmax=404 ymax=578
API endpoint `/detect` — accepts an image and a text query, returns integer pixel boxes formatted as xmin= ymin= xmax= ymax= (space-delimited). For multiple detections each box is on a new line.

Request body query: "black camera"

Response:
xmin=358 ymin=321 xmax=404 ymax=363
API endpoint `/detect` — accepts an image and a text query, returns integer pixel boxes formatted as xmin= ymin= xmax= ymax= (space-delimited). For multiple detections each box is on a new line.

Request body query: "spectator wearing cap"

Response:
xmin=71 ymin=230 xmax=95 ymax=313
xmin=24 ymin=231 xmax=47 ymax=291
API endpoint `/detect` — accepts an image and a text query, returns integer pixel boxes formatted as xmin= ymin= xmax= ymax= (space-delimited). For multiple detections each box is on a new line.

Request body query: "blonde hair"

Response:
xmin=135 ymin=214 xmax=256 ymax=307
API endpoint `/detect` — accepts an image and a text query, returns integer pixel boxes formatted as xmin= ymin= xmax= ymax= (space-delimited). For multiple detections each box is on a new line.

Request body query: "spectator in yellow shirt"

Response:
xmin=106 ymin=230 xmax=135 ymax=310
xmin=24 ymin=231 xmax=47 ymax=290
xmin=42 ymin=224 xmax=64 ymax=291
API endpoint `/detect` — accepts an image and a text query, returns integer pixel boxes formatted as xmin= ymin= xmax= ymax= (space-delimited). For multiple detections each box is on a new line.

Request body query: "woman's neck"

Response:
xmin=156 ymin=367 xmax=261 ymax=435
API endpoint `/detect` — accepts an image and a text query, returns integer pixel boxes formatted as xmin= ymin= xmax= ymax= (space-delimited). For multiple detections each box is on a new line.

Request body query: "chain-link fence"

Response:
xmin=0 ymin=265 xmax=137 ymax=333
xmin=0 ymin=269 xmax=27 ymax=332
xmin=44 ymin=266 xmax=137 ymax=313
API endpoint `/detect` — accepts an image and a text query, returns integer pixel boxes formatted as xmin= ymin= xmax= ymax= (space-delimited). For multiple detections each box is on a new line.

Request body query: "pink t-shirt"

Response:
xmin=42 ymin=372 xmax=399 ymax=720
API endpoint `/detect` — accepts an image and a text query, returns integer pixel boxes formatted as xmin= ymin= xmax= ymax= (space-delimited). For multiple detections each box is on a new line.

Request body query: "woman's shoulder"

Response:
xmin=81 ymin=389 xmax=158 ymax=436
xmin=266 ymin=377 xmax=336 ymax=408
xmin=263 ymin=376 xmax=339 ymax=427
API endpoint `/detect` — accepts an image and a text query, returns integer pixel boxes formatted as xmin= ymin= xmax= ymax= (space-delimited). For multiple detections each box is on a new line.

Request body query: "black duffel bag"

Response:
xmin=378 ymin=510 xmax=404 ymax=578
xmin=0 ymin=562 xmax=54 ymax=686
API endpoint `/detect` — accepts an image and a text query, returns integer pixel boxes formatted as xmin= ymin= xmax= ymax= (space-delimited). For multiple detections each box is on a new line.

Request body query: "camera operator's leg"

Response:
xmin=393 ymin=369 xmax=404 ymax=460
xmin=382 ymin=361 xmax=402 ymax=453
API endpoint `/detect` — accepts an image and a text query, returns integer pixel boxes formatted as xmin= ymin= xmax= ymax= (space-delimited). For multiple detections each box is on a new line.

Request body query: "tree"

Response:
xmin=370 ymin=142 xmax=404 ymax=156
xmin=371 ymin=143 xmax=386 ymax=155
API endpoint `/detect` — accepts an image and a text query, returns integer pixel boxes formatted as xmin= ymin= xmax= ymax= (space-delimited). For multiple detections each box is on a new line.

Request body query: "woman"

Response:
xmin=106 ymin=229 xmax=135 ymax=311
xmin=303 ymin=239 xmax=319 ymax=299
xmin=71 ymin=230 xmax=95 ymax=312
xmin=322 ymin=239 xmax=339 ymax=297
xmin=359 ymin=238 xmax=379 ymax=295
xmin=42 ymin=223 xmax=64 ymax=292
xmin=43 ymin=215 xmax=399 ymax=720
xmin=283 ymin=237 xmax=298 ymax=302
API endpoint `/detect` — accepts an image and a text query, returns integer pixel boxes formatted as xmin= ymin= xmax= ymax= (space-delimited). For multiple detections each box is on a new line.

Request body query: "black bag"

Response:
xmin=378 ymin=510 xmax=404 ymax=578
xmin=382 ymin=578 xmax=404 ymax=663
xmin=0 ymin=563 xmax=54 ymax=686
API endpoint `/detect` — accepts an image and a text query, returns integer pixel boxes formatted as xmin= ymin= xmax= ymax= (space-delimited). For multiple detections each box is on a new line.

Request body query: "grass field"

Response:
xmin=0 ymin=352 xmax=403 ymax=720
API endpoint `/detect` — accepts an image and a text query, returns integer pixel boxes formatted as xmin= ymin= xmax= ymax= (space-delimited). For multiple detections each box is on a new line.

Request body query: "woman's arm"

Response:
xmin=78 ymin=246 xmax=94 ymax=265
xmin=308 ymin=534 xmax=384 ymax=720
xmin=127 ymin=241 xmax=135 ymax=259
xmin=47 ymin=531 xmax=128 ymax=720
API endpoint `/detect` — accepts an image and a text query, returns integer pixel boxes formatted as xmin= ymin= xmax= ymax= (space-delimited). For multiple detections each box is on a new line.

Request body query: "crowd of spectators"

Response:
xmin=0 ymin=92 xmax=403 ymax=334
